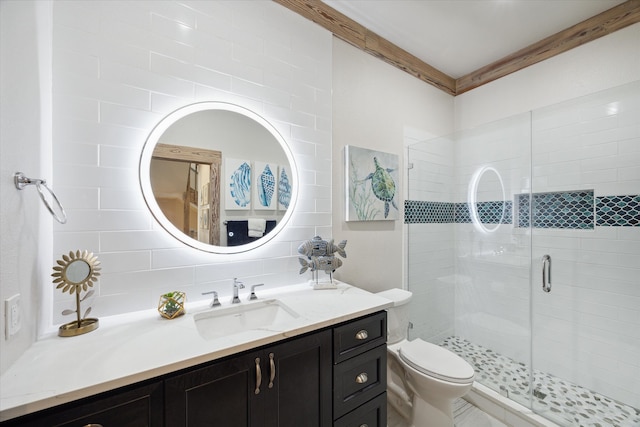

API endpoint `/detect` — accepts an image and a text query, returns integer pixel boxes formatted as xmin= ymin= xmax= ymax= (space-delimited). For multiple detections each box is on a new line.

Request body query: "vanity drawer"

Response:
xmin=333 ymin=344 xmax=387 ymax=419
xmin=334 ymin=311 xmax=386 ymax=363
xmin=333 ymin=392 xmax=387 ymax=427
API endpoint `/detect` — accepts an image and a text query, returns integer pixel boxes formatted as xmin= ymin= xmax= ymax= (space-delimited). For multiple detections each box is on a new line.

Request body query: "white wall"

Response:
xmin=43 ymin=1 xmax=332 ymax=329
xmin=331 ymin=38 xmax=454 ymax=293
xmin=0 ymin=0 xmax=53 ymax=374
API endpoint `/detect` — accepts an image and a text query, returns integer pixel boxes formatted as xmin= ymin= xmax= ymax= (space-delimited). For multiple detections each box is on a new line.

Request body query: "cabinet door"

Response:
xmin=1 ymin=381 xmax=163 ymax=427
xmin=262 ymin=329 xmax=332 ymax=427
xmin=165 ymin=351 xmax=261 ymax=427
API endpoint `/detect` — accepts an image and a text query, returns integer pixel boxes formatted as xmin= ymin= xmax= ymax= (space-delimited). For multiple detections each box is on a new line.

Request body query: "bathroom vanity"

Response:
xmin=0 ymin=283 xmax=390 ymax=426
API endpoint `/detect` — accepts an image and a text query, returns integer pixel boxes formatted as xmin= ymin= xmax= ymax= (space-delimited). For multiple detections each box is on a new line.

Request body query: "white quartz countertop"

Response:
xmin=0 ymin=282 xmax=392 ymax=422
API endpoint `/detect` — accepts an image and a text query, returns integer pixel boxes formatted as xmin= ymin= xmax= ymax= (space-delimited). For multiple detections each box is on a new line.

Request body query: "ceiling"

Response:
xmin=323 ymin=0 xmax=626 ymax=79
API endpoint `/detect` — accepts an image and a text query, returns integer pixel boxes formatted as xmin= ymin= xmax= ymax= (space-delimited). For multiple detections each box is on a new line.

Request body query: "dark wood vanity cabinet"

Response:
xmin=1 ymin=311 xmax=387 ymax=427
xmin=165 ymin=328 xmax=333 ymax=427
xmin=332 ymin=311 xmax=387 ymax=427
xmin=0 ymin=380 xmax=163 ymax=427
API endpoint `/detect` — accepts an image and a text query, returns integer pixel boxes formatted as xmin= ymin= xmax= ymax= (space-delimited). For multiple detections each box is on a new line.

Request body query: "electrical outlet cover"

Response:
xmin=5 ymin=294 xmax=20 ymax=338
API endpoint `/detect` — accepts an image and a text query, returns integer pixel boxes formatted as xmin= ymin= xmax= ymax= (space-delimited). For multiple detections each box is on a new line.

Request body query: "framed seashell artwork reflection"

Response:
xmin=278 ymin=164 xmax=292 ymax=211
xmin=254 ymin=161 xmax=276 ymax=210
xmin=225 ymin=158 xmax=251 ymax=210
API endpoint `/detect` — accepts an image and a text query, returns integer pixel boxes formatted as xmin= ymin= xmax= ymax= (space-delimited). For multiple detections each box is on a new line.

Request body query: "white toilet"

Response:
xmin=377 ymin=288 xmax=475 ymax=427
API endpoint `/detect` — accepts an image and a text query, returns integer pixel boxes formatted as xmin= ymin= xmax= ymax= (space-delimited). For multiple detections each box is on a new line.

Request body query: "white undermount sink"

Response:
xmin=194 ymin=299 xmax=300 ymax=340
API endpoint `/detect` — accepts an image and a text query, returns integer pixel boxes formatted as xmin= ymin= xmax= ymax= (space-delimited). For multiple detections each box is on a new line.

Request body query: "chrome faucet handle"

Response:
xmin=202 ymin=290 xmax=221 ymax=307
xmin=249 ymin=284 xmax=264 ymax=300
xmin=232 ymin=278 xmax=245 ymax=304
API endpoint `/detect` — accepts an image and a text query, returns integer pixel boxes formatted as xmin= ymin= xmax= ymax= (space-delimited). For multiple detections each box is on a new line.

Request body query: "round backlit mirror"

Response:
xmin=139 ymin=102 xmax=298 ymax=254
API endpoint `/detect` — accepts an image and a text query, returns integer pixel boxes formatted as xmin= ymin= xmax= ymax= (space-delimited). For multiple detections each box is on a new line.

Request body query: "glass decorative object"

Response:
xmin=158 ymin=291 xmax=186 ymax=319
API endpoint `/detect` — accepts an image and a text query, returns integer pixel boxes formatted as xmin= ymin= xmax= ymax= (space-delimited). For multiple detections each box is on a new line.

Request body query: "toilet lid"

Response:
xmin=398 ymin=339 xmax=475 ymax=384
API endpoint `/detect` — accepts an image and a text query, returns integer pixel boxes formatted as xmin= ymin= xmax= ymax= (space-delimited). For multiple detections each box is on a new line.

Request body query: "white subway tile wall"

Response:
xmin=407 ymin=81 xmax=640 ymax=409
xmin=51 ymin=1 xmax=332 ymax=323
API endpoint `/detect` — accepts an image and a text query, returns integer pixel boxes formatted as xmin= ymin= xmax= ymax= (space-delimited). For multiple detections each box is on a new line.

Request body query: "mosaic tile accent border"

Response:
xmin=405 ymin=200 xmax=453 ymax=223
xmin=403 ymin=200 xmax=513 ymax=225
xmin=405 ymin=193 xmax=639 ymax=228
xmin=517 ymin=190 xmax=594 ymax=229
xmin=596 ymin=195 xmax=640 ymax=226
xmin=455 ymin=201 xmax=513 ymax=225
xmin=441 ymin=336 xmax=640 ymax=427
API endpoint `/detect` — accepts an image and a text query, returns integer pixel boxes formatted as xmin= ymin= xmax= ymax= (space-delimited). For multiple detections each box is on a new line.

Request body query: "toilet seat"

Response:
xmin=398 ymin=339 xmax=475 ymax=384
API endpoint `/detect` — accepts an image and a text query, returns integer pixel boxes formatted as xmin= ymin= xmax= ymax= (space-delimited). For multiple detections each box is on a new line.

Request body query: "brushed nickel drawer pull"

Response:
xmin=359 ymin=424 xmax=368 ymax=427
xmin=83 ymin=424 xmax=103 ymax=427
xmin=255 ymin=357 xmax=262 ymax=394
xmin=268 ymin=352 xmax=276 ymax=389
xmin=355 ymin=329 xmax=368 ymax=340
xmin=355 ymin=372 xmax=368 ymax=384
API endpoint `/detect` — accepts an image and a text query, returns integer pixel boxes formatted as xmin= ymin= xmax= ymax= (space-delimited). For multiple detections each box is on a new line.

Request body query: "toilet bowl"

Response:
xmin=377 ymin=289 xmax=475 ymax=427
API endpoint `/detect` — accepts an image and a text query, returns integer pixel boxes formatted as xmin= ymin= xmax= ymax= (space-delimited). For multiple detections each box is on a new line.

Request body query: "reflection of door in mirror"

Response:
xmin=150 ymin=143 xmax=221 ymax=245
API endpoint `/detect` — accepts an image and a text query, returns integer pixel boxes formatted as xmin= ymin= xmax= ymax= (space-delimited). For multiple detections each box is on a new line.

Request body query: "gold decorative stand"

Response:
xmin=52 ymin=250 xmax=101 ymax=337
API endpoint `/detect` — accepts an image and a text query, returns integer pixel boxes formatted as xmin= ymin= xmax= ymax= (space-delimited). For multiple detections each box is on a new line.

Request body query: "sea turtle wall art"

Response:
xmin=345 ymin=145 xmax=400 ymax=221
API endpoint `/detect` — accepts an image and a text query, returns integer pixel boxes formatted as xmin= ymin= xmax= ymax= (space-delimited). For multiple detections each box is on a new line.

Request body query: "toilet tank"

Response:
xmin=376 ymin=288 xmax=412 ymax=345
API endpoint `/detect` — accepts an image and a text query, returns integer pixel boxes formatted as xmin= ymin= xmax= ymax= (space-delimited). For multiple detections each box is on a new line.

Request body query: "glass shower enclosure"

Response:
xmin=406 ymin=81 xmax=640 ymax=426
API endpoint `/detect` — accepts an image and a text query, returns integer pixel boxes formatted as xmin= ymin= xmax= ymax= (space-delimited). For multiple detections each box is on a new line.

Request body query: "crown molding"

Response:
xmin=274 ymin=0 xmax=640 ymax=96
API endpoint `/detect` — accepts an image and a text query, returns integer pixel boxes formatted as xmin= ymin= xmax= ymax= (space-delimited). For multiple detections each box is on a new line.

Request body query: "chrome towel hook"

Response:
xmin=14 ymin=172 xmax=67 ymax=224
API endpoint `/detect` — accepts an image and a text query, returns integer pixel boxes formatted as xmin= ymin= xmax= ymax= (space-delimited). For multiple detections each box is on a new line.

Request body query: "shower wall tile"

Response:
xmin=521 ymin=190 xmax=594 ymax=229
xmin=404 ymin=200 xmax=453 ymax=223
xmin=596 ymin=195 xmax=640 ymax=226
xmin=454 ymin=201 xmax=513 ymax=225
xmin=51 ymin=1 xmax=332 ymax=321
xmin=407 ymin=191 xmax=640 ymax=229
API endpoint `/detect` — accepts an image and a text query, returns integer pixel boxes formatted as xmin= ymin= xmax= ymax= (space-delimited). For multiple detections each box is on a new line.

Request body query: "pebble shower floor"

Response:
xmin=440 ymin=337 xmax=640 ymax=427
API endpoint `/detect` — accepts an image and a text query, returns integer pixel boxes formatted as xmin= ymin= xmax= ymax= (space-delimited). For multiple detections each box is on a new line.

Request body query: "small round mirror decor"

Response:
xmin=52 ymin=250 xmax=101 ymax=337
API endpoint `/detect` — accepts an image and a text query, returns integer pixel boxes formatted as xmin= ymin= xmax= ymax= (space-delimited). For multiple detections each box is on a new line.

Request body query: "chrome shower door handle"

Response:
xmin=542 ymin=254 xmax=551 ymax=293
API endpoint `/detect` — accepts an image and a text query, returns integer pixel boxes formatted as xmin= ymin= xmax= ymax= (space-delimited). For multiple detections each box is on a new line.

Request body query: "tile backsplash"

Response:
xmin=50 ymin=1 xmax=332 ymax=324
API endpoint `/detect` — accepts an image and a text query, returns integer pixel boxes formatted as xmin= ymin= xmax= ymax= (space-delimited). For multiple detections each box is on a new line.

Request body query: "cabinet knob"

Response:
xmin=355 ymin=329 xmax=368 ymax=340
xmin=359 ymin=424 xmax=369 ymax=427
xmin=83 ymin=425 xmax=104 ymax=427
xmin=355 ymin=372 xmax=368 ymax=384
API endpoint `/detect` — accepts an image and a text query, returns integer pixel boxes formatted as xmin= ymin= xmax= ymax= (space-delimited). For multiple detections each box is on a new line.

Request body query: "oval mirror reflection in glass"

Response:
xmin=139 ymin=102 xmax=297 ymax=254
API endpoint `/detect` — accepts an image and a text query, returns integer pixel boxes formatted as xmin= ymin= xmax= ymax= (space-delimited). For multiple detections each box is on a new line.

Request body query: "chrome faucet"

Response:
xmin=202 ymin=290 xmax=221 ymax=307
xmin=232 ymin=278 xmax=245 ymax=304
xmin=249 ymin=283 xmax=264 ymax=300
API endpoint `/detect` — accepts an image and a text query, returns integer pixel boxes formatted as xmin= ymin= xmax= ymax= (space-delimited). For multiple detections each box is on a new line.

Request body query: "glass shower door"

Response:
xmin=529 ymin=81 xmax=640 ymax=426
xmin=406 ymin=112 xmax=534 ymax=410
xmin=451 ymin=113 xmax=533 ymax=409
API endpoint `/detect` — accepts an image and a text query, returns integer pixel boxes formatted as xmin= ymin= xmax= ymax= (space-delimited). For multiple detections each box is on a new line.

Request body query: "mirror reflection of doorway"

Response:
xmin=150 ymin=144 xmax=221 ymax=246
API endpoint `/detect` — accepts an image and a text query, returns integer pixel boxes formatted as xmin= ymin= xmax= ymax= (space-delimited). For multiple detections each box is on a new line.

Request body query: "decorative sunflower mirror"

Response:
xmin=52 ymin=250 xmax=101 ymax=337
